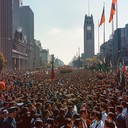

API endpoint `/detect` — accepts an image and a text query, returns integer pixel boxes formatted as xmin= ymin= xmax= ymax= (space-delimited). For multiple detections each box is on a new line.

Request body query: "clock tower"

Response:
xmin=84 ymin=14 xmax=94 ymax=59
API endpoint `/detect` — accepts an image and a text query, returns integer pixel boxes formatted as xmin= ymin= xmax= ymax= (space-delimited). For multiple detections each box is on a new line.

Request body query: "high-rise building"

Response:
xmin=19 ymin=6 xmax=34 ymax=44
xmin=84 ymin=15 xmax=94 ymax=60
xmin=100 ymin=24 xmax=128 ymax=67
xmin=12 ymin=0 xmax=23 ymax=37
xmin=0 ymin=0 xmax=35 ymax=71
xmin=13 ymin=0 xmax=23 ymax=9
xmin=19 ymin=6 xmax=34 ymax=67
xmin=0 ymin=0 xmax=13 ymax=70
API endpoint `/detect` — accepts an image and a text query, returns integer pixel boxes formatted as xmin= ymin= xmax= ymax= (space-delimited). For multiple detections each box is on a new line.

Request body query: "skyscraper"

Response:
xmin=12 ymin=0 xmax=21 ymax=37
xmin=84 ymin=15 xmax=94 ymax=59
xmin=19 ymin=6 xmax=34 ymax=44
xmin=0 ymin=0 xmax=13 ymax=70
xmin=19 ymin=6 xmax=34 ymax=67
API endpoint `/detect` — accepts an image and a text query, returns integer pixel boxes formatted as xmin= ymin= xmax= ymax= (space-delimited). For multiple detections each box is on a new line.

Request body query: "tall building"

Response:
xmin=40 ymin=49 xmax=50 ymax=66
xmin=19 ymin=6 xmax=34 ymax=44
xmin=0 ymin=0 xmax=35 ymax=71
xmin=12 ymin=0 xmax=23 ymax=37
xmin=0 ymin=0 xmax=13 ymax=70
xmin=100 ymin=24 xmax=128 ymax=67
xmin=19 ymin=6 xmax=34 ymax=67
xmin=11 ymin=0 xmax=28 ymax=70
xmin=34 ymin=40 xmax=41 ymax=67
xmin=84 ymin=15 xmax=94 ymax=60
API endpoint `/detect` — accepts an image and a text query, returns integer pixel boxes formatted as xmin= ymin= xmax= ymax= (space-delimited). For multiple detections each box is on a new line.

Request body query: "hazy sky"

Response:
xmin=23 ymin=0 xmax=128 ymax=64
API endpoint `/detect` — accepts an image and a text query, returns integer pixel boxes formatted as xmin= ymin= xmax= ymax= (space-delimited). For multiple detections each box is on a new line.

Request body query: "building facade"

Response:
xmin=19 ymin=6 xmax=34 ymax=44
xmin=19 ymin=6 xmax=34 ymax=68
xmin=100 ymin=24 xmax=128 ymax=67
xmin=0 ymin=0 xmax=13 ymax=70
xmin=40 ymin=49 xmax=50 ymax=66
xmin=84 ymin=15 xmax=94 ymax=60
xmin=0 ymin=0 xmax=35 ymax=71
xmin=12 ymin=0 xmax=23 ymax=37
xmin=34 ymin=40 xmax=41 ymax=67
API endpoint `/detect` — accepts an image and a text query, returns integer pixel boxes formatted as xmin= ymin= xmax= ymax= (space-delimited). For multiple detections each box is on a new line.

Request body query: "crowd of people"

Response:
xmin=0 ymin=68 xmax=128 ymax=128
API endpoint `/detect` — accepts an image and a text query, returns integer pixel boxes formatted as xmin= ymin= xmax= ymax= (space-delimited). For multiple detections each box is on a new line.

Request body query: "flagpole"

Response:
xmin=104 ymin=3 xmax=105 ymax=44
xmin=103 ymin=3 xmax=106 ymax=64
xmin=112 ymin=17 xmax=114 ymax=36
xmin=116 ymin=0 xmax=118 ymax=29
xmin=98 ymin=19 xmax=100 ymax=53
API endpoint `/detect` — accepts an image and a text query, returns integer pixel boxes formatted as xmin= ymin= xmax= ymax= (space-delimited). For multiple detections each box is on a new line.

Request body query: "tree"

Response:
xmin=0 ymin=53 xmax=6 ymax=72
xmin=70 ymin=55 xmax=82 ymax=67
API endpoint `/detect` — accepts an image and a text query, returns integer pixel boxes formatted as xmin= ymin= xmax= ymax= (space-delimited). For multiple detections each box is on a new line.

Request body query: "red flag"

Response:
xmin=100 ymin=54 xmax=103 ymax=64
xmin=121 ymin=60 xmax=127 ymax=73
xmin=51 ymin=66 xmax=55 ymax=81
xmin=99 ymin=7 xmax=105 ymax=27
xmin=112 ymin=0 xmax=116 ymax=5
xmin=109 ymin=3 xmax=115 ymax=23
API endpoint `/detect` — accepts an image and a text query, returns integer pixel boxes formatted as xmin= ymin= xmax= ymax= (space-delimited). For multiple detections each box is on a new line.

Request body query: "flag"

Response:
xmin=118 ymin=62 xmax=122 ymax=69
xmin=99 ymin=54 xmax=103 ymax=64
xmin=112 ymin=0 xmax=116 ymax=5
xmin=110 ymin=59 xmax=112 ymax=68
xmin=121 ymin=60 xmax=127 ymax=73
xmin=50 ymin=66 xmax=55 ymax=81
xmin=103 ymin=57 xmax=106 ymax=64
xmin=99 ymin=7 xmax=105 ymax=27
xmin=117 ymin=56 xmax=123 ymax=69
xmin=117 ymin=57 xmax=123 ymax=69
xmin=109 ymin=3 xmax=116 ymax=23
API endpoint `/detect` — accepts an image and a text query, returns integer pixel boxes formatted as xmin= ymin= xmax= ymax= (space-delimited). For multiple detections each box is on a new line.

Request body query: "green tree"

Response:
xmin=0 ymin=53 xmax=6 ymax=72
xmin=70 ymin=55 xmax=82 ymax=67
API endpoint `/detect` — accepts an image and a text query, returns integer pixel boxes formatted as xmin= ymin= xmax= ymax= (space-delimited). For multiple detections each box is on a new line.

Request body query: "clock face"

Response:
xmin=87 ymin=26 xmax=91 ymax=31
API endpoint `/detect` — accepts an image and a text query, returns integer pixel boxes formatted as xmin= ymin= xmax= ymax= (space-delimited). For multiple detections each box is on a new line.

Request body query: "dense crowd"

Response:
xmin=0 ymin=69 xmax=128 ymax=128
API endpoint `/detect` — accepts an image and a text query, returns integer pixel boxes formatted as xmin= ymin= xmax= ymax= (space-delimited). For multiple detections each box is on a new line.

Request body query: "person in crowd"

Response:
xmin=104 ymin=120 xmax=116 ymax=128
xmin=73 ymin=118 xmax=83 ymax=128
xmin=100 ymin=103 xmax=107 ymax=122
xmin=121 ymin=101 xmax=127 ymax=117
xmin=65 ymin=105 xmax=73 ymax=119
xmin=32 ymin=118 xmax=43 ymax=128
xmin=90 ymin=111 xmax=97 ymax=128
xmin=42 ymin=110 xmax=50 ymax=124
xmin=107 ymin=112 xmax=117 ymax=128
xmin=115 ymin=105 xmax=126 ymax=128
xmin=61 ymin=118 xmax=72 ymax=128
xmin=0 ymin=68 xmax=127 ymax=128
xmin=95 ymin=111 xmax=104 ymax=128
xmin=79 ymin=109 xmax=88 ymax=128
xmin=4 ymin=107 xmax=17 ymax=128
xmin=0 ymin=109 xmax=8 ymax=128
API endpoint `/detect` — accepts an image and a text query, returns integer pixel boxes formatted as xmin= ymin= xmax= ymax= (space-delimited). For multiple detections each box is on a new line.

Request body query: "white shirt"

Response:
xmin=72 ymin=105 xmax=77 ymax=116
xmin=122 ymin=108 xmax=127 ymax=117
xmin=90 ymin=119 xmax=97 ymax=128
xmin=102 ymin=111 xmax=107 ymax=122
xmin=95 ymin=120 xmax=104 ymax=128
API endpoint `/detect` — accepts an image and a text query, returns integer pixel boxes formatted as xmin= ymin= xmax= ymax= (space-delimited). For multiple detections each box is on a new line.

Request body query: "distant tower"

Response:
xmin=84 ymin=14 xmax=94 ymax=59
